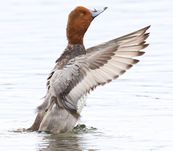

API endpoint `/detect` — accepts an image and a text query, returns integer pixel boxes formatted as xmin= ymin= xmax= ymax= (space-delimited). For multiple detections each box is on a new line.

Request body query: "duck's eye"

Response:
xmin=80 ymin=13 xmax=84 ymax=16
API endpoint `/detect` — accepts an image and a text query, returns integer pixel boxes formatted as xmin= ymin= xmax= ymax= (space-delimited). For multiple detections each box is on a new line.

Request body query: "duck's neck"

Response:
xmin=56 ymin=43 xmax=86 ymax=64
xmin=67 ymin=43 xmax=86 ymax=57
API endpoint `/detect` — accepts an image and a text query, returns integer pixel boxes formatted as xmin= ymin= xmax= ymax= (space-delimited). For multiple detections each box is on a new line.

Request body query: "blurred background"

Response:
xmin=0 ymin=0 xmax=173 ymax=151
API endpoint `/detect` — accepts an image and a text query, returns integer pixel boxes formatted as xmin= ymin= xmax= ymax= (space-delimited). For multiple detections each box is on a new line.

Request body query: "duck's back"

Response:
xmin=37 ymin=43 xmax=87 ymax=133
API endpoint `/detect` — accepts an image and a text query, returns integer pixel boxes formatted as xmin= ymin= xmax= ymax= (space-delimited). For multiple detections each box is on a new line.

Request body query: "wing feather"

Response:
xmin=39 ymin=26 xmax=150 ymax=119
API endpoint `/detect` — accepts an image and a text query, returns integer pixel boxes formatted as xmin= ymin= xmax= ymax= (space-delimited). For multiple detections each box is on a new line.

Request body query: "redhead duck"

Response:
xmin=27 ymin=6 xmax=150 ymax=133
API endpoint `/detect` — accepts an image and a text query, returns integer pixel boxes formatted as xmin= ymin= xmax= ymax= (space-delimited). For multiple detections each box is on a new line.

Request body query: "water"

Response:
xmin=0 ymin=0 xmax=173 ymax=150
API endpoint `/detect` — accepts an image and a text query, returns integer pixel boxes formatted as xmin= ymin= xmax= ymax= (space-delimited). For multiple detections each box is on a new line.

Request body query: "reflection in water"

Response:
xmin=42 ymin=133 xmax=83 ymax=151
xmin=39 ymin=125 xmax=99 ymax=151
xmin=43 ymin=134 xmax=81 ymax=150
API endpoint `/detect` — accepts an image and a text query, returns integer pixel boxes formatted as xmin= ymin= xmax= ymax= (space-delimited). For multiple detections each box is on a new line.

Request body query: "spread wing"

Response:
xmin=40 ymin=26 xmax=150 ymax=118
xmin=87 ymin=25 xmax=150 ymax=53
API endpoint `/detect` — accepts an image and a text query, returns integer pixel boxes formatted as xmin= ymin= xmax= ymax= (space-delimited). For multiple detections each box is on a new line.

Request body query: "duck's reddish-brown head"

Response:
xmin=67 ymin=6 xmax=107 ymax=44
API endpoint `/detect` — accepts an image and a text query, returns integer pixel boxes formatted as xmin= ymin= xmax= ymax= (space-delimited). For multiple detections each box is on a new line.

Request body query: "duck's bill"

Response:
xmin=90 ymin=7 xmax=108 ymax=19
